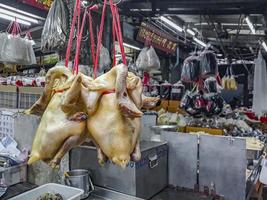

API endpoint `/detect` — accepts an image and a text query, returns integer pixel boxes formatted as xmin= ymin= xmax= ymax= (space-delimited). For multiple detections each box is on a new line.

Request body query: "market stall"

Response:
xmin=0 ymin=0 xmax=267 ymax=200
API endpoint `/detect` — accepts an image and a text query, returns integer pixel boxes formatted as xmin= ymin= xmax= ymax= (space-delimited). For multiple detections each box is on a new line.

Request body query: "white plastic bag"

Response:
xmin=147 ymin=46 xmax=160 ymax=71
xmin=136 ymin=46 xmax=160 ymax=72
xmin=136 ymin=47 xmax=149 ymax=71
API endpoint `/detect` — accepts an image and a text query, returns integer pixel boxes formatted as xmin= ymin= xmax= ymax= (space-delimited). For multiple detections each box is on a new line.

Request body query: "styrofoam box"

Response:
xmin=9 ymin=183 xmax=84 ymax=200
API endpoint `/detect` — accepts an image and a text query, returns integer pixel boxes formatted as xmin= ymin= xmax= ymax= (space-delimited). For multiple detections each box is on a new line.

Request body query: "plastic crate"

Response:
xmin=0 ymin=110 xmax=17 ymax=137
xmin=18 ymin=87 xmax=43 ymax=109
xmin=0 ymin=86 xmax=17 ymax=109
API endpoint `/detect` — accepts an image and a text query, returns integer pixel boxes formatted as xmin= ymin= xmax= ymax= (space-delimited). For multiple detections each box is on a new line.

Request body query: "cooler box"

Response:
xmin=70 ymin=141 xmax=168 ymax=199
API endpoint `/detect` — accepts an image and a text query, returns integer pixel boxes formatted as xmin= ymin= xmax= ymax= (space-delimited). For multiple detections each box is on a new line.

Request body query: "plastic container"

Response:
xmin=9 ymin=183 xmax=84 ymax=200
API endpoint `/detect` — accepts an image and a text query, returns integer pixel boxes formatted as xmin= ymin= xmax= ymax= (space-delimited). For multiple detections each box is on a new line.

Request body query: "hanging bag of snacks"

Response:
xmin=0 ymin=20 xmax=35 ymax=65
xmin=228 ymin=65 xmax=237 ymax=90
xmin=41 ymin=0 xmax=69 ymax=52
xmin=222 ymin=66 xmax=230 ymax=89
xmin=199 ymin=50 xmax=218 ymax=78
xmin=146 ymin=46 xmax=160 ymax=71
xmin=136 ymin=47 xmax=149 ymax=71
xmin=181 ymin=55 xmax=200 ymax=82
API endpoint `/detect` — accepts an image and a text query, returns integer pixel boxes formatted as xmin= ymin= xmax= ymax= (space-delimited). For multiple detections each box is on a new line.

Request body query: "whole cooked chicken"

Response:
xmin=26 ymin=64 xmax=159 ymax=168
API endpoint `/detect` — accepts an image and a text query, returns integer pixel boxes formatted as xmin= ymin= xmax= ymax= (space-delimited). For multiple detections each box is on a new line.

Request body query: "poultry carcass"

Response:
xmin=26 ymin=64 xmax=157 ymax=168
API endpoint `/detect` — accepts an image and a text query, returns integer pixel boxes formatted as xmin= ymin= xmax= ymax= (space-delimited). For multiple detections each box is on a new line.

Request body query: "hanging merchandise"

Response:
xmin=147 ymin=46 xmax=160 ymax=71
xmin=221 ymin=67 xmax=229 ymax=89
xmin=222 ymin=65 xmax=237 ymax=90
xmin=136 ymin=46 xmax=160 ymax=72
xmin=136 ymin=47 xmax=149 ymax=71
xmin=252 ymin=52 xmax=267 ymax=117
xmin=199 ymin=50 xmax=218 ymax=78
xmin=0 ymin=20 xmax=36 ymax=65
xmin=181 ymin=55 xmax=200 ymax=82
xmin=41 ymin=0 xmax=69 ymax=52
xmin=204 ymin=77 xmax=218 ymax=93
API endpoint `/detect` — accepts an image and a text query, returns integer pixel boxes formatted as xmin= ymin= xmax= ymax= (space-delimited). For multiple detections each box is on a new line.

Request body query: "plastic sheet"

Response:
xmin=41 ymin=0 xmax=68 ymax=52
xmin=199 ymin=50 xmax=218 ymax=77
xmin=181 ymin=55 xmax=200 ymax=82
xmin=252 ymin=52 xmax=267 ymax=116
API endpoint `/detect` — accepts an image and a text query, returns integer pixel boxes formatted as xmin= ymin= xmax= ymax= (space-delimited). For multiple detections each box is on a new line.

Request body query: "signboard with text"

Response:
xmin=137 ymin=22 xmax=178 ymax=54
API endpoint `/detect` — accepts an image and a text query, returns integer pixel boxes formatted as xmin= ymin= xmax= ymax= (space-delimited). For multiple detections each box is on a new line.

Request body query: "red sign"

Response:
xmin=20 ymin=0 xmax=49 ymax=10
xmin=137 ymin=22 xmax=178 ymax=54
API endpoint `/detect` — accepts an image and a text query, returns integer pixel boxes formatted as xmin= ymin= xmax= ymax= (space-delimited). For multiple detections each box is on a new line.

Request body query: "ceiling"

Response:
xmin=119 ymin=0 xmax=267 ymax=60
xmin=0 ymin=0 xmax=266 ymax=61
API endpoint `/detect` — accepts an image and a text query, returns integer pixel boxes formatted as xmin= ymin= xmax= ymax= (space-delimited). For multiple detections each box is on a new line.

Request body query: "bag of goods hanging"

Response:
xmin=222 ymin=65 xmax=237 ymax=90
xmin=98 ymin=45 xmax=111 ymax=73
xmin=221 ymin=68 xmax=229 ymax=89
xmin=181 ymin=55 xmax=200 ymax=82
xmin=146 ymin=46 xmax=160 ymax=71
xmin=0 ymin=22 xmax=36 ymax=65
xmin=41 ymin=0 xmax=69 ymax=52
xmin=199 ymin=50 xmax=218 ymax=78
xmin=204 ymin=77 xmax=218 ymax=93
xmin=136 ymin=47 xmax=149 ymax=71
xmin=1 ymin=34 xmax=28 ymax=64
xmin=136 ymin=46 xmax=160 ymax=72
xmin=229 ymin=76 xmax=237 ymax=90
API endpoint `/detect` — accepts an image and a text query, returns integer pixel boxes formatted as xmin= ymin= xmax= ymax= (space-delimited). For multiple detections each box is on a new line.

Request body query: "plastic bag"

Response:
xmin=98 ymin=45 xmax=111 ymax=72
xmin=25 ymin=38 xmax=36 ymax=65
xmin=204 ymin=77 xmax=218 ymax=93
xmin=229 ymin=76 xmax=237 ymax=90
xmin=199 ymin=50 xmax=218 ymax=77
xmin=136 ymin=47 xmax=149 ymax=71
xmin=181 ymin=55 xmax=200 ymax=82
xmin=0 ymin=34 xmax=35 ymax=65
xmin=147 ymin=46 xmax=160 ymax=71
xmin=1 ymin=34 xmax=26 ymax=63
xmin=222 ymin=66 xmax=237 ymax=90
xmin=41 ymin=0 xmax=68 ymax=52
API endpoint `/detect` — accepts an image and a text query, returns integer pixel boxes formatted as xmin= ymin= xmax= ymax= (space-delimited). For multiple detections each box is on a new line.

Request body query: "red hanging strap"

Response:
xmin=65 ymin=0 xmax=81 ymax=68
xmin=109 ymin=1 xmax=126 ymax=65
xmin=73 ymin=9 xmax=87 ymax=74
xmin=112 ymin=16 xmax=116 ymax=66
xmin=88 ymin=5 xmax=98 ymax=70
xmin=93 ymin=0 xmax=107 ymax=79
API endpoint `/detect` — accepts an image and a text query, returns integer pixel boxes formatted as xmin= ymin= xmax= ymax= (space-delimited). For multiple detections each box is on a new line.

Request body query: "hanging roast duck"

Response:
xmin=26 ymin=64 xmax=159 ymax=168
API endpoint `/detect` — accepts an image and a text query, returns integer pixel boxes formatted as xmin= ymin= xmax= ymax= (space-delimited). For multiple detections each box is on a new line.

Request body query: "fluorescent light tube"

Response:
xmin=0 ymin=3 xmax=45 ymax=20
xmin=0 ymin=13 xmax=31 ymax=26
xmin=193 ymin=37 xmax=207 ymax=47
xmin=186 ymin=29 xmax=195 ymax=36
xmin=160 ymin=16 xmax=183 ymax=32
xmin=262 ymin=41 xmax=267 ymax=52
xmin=245 ymin=17 xmax=256 ymax=34
xmin=123 ymin=43 xmax=141 ymax=51
xmin=0 ymin=8 xmax=38 ymax=24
